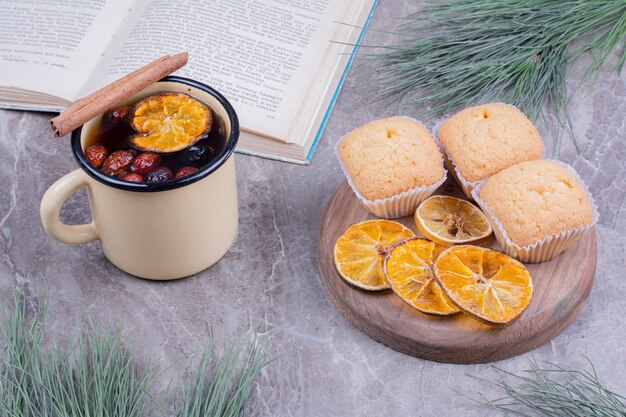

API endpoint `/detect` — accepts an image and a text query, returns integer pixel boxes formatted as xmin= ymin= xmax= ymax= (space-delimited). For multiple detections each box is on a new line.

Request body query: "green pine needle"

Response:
xmin=0 ymin=288 xmax=156 ymax=417
xmin=365 ymin=0 xmax=626 ymax=153
xmin=0 ymin=286 xmax=274 ymax=417
xmin=468 ymin=358 xmax=626 ymax=416
xmin=0 ymin=288 xmax=48 ymax=417
xmin=173 ymin=333 xmax=271 ymax=417
xmin=41 ymin=327 xmax=158 ymax=417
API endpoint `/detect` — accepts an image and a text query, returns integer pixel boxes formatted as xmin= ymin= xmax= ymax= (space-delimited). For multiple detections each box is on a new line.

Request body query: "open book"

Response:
xmin=0 ymin=0 xmax=377 ymax=164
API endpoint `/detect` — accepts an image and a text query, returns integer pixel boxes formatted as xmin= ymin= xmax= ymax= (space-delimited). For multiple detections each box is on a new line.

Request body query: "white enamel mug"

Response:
xmin=40 ymin=77 xmax=239 ymax=280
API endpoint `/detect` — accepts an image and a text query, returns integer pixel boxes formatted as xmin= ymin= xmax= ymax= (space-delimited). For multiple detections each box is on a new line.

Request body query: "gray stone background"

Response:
xmin=1 ymin=1 xmax=624 ymax=416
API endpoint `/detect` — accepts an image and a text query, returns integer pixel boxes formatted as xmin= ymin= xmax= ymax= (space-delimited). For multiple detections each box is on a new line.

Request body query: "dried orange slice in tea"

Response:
xmin=384 ymin=238 xmax=460 ymax=315
xmin=433 ymin=245 xmax=533 ymax=325
xmin=333 ymin=220 xmax=415 ymax=291
xmin=128 ymin=92 xmax=212 ymax=153
xmin=415 ymin=195 xmax=492 ymax=246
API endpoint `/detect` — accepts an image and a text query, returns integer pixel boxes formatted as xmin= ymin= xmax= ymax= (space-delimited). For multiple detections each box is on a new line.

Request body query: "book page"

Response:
xmin=0 ymin=0 xmax=134 ymax=101
xmin=82 ymin=0 xmax=350 ymax=142
xmin=286 ymin=0 xmax=373 ymax=149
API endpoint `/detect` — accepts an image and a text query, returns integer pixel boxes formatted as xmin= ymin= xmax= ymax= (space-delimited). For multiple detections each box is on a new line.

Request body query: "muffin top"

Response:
xmin=478 ymin=160 xmax=593 ymax=247
xmin=338 ymin=117 xmax=444 ymax=200
xmin=438 ymin=103 xmax=543 ymax=182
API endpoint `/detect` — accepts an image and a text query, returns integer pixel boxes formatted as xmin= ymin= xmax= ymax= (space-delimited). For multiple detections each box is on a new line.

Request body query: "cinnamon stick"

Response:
xmin=50 ymin=52 xmax=188 ymax=138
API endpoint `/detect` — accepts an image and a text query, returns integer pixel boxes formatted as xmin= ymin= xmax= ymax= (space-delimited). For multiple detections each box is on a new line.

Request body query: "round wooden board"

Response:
xmin=317 ymin=181 xmax=597 ymax=364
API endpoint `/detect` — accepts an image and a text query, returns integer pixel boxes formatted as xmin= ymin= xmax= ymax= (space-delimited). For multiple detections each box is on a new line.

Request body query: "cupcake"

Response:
xmin=437 ymin=103 xmax=543 ymax=199
xmin=337 ymin=117 xmax=446 ymax=219
xmin=472 ymin=159 xmax=597 ymax=263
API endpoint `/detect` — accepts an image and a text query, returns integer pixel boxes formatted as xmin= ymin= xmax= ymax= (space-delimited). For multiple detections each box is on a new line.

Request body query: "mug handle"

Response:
xmin=40 ymin=169 xmax=99 ymax=244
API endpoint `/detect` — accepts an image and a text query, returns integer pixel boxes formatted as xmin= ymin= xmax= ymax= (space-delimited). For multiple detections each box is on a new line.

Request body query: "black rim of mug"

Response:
xmin=71 ymin=76 xmax=239 ymax=192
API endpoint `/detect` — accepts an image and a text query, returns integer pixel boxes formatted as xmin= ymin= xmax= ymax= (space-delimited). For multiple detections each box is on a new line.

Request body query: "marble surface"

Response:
xmin=1 ymin=2 xmax=625 ymax=416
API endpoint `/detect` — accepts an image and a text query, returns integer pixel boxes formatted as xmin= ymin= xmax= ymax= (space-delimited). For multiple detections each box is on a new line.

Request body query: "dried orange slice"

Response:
xmin=415 ymin=195 xmax=492 ymax=246
xmin=334 ymin=220 xmax=415 ymax=291
xmin=433 ymin=245 xmax=533 ymax=325
xmin=128 ymin=92 xmax=212 ymax=153
xmin=384 ymin=238 xmax=460 ymax=315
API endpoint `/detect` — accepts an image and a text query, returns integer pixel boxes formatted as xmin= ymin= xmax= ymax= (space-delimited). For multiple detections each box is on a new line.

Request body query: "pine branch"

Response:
xmin=467 ymin=358 xmax=626 ymax=416
xmin=365 ymin=0 xmax=626 ymax=153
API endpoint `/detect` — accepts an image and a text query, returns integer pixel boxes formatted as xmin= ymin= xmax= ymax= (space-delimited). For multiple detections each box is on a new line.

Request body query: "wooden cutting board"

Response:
xmin=317 ymin=181 xmax=597 ymax=364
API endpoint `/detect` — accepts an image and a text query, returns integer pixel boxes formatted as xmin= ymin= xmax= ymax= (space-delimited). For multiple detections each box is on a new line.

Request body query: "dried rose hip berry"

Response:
xmin=121 ymin=173 xmax=144 ymax=183
xmin=146 ymin=167 xmax=173 ymax=183
xmin=101 ymin=150 xmax=134 ymax=176
xmin=174 ymin=166 xmax=200 ymax=179
xmin=105 ymin=106 xmax=130 ymax=123
xmin=131 ymin=152 xmax=161 ymax=174
xmin=84 ymin=144 xmax=108 ymax=168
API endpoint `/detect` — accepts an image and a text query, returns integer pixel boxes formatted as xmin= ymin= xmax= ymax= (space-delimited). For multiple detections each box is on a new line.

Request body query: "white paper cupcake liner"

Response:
xmin=433 ymin=103 xmax=544 ymax=201
xmin=335 ymin=116 xmax=447 ymax=219
xmin=471 ymin=160 xmax=599 ymax=263
xmin=442 ymin=147 xmax=476 ymax=200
